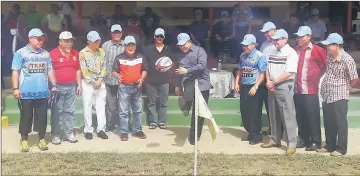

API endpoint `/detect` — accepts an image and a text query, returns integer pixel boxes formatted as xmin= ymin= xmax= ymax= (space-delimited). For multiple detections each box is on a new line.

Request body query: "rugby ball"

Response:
xmin=155 ymin=56 xmax=173 ymax=72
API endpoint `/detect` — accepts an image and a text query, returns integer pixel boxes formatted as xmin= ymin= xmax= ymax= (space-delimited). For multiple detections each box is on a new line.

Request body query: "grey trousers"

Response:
xmin=51 ymin=83 xmax=76 ymax=138
xmin=147 ymin=83 xmax=169 ymax=125
xmin=106 ymin=84 xmax=120 ymax=128
xmin=268 ymin=81 xmax=297 ymax=148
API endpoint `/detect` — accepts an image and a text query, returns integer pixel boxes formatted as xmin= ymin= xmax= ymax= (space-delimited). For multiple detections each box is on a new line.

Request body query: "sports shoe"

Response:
xmin=134 ymin=131 xmax=147 ymax=139
xmin=51 ymin=136 xmax=62 ymax=145
xmin=120 ymin=133 xmax=129 ymax=141
xmin=20 ymin=140 xmax=29 ymax=152
xmin=38 ymin=139 xmax=48 ymax=151
xmin=64 ymin=133 xmax=78 ymax=143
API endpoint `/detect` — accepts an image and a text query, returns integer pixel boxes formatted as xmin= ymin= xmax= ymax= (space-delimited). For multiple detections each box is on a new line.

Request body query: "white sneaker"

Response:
xmin=64 ymin=133 xmax=78 ymax=143
xmin=51 ymin=137 xmax=61 ymax=145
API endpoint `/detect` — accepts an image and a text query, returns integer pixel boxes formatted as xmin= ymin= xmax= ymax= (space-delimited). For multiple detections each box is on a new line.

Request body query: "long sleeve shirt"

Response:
xmin=79 ymin=46 xmax=107 ymax=83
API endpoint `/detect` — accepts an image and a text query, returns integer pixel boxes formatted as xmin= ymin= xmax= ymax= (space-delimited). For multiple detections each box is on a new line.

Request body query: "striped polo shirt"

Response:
xmin=102 ymin=40 xmax=124 ymax=85
xmin=295 ymin=42 xmax=327 ymax=94
xmin=112 ymin=52 xmax=148 ymax=84
xmin=268 ymin=44 xmax=299 ymax=82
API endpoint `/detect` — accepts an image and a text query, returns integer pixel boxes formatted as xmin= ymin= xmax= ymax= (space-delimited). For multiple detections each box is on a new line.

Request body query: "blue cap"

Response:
xmin=311 ymin=8 xmax=319 ymax=16
xmin=177 ymin=33 xmax=191 ymax=46
xmin=154 ymin=28 xmax=165 ymax=36
xmin=271 ymin=29 xmax=289 ymax=39
xmin=241 ymin=34 xmax=256 ymax=45
xmin=87 ymin=31 xmax=101 ymax=42
xmin=260 ymin=22 xmax=276 ymax=32
xmin=321 ymin=33 xmax=343 ymax=45
xmin=111 ymin=24 xmax=122 ymax=32
xmin=123 ymin=36 xmax=136 ymax=45
xmin=294 ymin=26 xmax=312 ymax=36
xmin=28 ymin=28 xmax=46 ymax=38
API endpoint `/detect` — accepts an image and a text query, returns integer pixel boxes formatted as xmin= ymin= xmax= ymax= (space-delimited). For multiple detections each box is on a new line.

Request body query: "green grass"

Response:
xmin=2 ymin=153 xmax=360 ymax=175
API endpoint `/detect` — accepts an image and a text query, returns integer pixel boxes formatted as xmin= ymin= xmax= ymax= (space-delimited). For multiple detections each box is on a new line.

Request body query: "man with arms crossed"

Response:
xmin=143 ymin=28 xmax=173 ymax=129
xmin=175 ymin=33 xmax=212 ymax=145
xmin=112 ymin=36 xmax=148 ymax=141
xmin=293 ymin=26 xmax=326 ymax=150
xmin=261 ymin=29 xmax=299 ymax=155
xmin=318 ymin=33 xmax=358 ymax=156
xmin=50 ymin=31 xmax=82 ymax=145
xmin=234 ymin=34 xmax=267 ymax=145
xmin=79 ymin=31 xmax=108 ymax=140
xmin=12 ymin=28 xmax=56 ymax=152
xmin=102 ymin=24 xmax=124 ymax=132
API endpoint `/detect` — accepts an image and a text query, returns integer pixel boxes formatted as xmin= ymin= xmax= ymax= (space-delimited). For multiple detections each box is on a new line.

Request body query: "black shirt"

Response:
xmin=143 ymin=44 xmax=173 ymax=84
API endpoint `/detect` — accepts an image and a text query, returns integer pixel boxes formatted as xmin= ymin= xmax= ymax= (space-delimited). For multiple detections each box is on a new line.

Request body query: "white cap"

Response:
xmin=59 ymin=31 xmax=75 ymax=40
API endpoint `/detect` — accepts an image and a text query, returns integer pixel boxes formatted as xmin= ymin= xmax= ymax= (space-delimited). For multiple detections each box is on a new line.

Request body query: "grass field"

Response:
xmin=2 ymin=153 xmax=360 ymax=175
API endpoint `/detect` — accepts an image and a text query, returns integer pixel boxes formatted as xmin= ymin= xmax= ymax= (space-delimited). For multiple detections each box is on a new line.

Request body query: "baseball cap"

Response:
xmin=241 ymin=34 xmax=256 ymax=45
xmin=87 ymin=31 xmax=101 ymax=42
xmin=59 ymin=31 xmax=75 ymax=40
xmin=260 ymin=22 xmax=276 ymax=32
xmin=311 ymin=8 xmax=320 ymax=16
xmin=271 ymin=29 xmax=289 ymax=39
xmin=154 ymin=28 xmax=165 ymax=36
xmin=176 ymin=33 xmax=191 ymax=46
xmin=123 ymin=36 xmax=136 ymax=45
xmin=111 ymin=24 xmax=122 ymax=32
xmin=220 ymin=10 xmax=229 ymax=18
xmin=321 ymin=33 xmax=343 ymax=45
xmin=294 ymin=26 xmax=312 ymax=36
xmin=28 ymin=28 xmax=46 ymax=38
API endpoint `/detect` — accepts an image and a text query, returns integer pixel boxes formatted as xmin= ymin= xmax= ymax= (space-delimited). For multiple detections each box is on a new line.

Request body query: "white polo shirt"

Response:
xmin=268 ymin=44 xmax=299 ymax=81
xmin=260 ymin=40 xmax=276 ymax=62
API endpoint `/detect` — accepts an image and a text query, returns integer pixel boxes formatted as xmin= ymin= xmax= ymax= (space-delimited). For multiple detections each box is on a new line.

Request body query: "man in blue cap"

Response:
xmin=112 ymin=35 xmax=148 ymax=141
xmin=175 ymin=33 xmax=212 ymax=145
xmin=234 ymin=34 xmax=267 ymax=145
xmin=318 ymin=33 xmax=358 ymax=156
xmin=144 ymin=28 xmax=173 ymax=130
xmin=79 ymin=31 xmax=108 ymax=140
xmin=12 ymin=28 xmax=57 ymax=152
xmin=293 ymin=26 xmax=327 ymax=150
xmin=259 ymin=21 xmax=277 ymax=136
xmin=261 ymin=29 xmax=299 ymax=155
xmin=305 ymin=8 xmax=327 ymax=42
xmin=102 ymin=24 xmax=124 ymax=132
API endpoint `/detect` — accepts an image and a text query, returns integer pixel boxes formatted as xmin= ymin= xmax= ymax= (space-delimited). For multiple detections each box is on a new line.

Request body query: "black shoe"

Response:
xmin=134 ymin=131 xmax=147 ymax=139
xmin=262 ymin=129 xmax=271 ymax=135
xmin=296 ymin=140 xmax=306 ymax=148
xmin=249 ymin=140 xmax=261 ymax=145
xmin=241 ymin=137 xmax=250 ymax=141
xmin=105 ymin=126 xmax=115 ymax=132
xmin=120 ymin=133 xmax=129 ymax=141
xmin=97 ymin=131 xmax=108 ymax=139
xmin=305 ymin=143 xmax=321 ymax=151
xmin=178 ymin=96 xmax=189 ymax=116
xmin=84 ymin=133 xmax=93 ymax=140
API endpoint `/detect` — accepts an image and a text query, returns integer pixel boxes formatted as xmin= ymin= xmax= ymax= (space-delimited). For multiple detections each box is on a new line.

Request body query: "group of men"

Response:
xmin=12 ymin=21 xmax=210 ymax=151
xmin=234 ymin=21 xmax=358 ymax=156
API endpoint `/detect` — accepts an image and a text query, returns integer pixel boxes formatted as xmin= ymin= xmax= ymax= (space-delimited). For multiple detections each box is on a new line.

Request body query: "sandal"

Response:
xmin=149 ymin=123 xmax=157 ymax=129
xmin=159 ymin=123 xmax=167 ymax=129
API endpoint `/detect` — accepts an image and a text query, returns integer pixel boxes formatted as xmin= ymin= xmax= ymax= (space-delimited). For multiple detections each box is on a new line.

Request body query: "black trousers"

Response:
xmin=240 ymin=85 xmax=262 ymax=141
xmin=182 ymin=79 xmax=210 ymax=142
xmin=105 ymin=85 xmax=120 ymax=128
xmin=258 ymin=84 xmax=269 ymax=129
xmin=323 ymin=100 xmax=349 ymax=155
xmin=294 ymin=94 xmax=322 ymax=146
xmin=18 ymin=99 xmax=48 ymax=135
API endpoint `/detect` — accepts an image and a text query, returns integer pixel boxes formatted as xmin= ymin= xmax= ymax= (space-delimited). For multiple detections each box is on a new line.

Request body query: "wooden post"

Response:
xmin=209 ymin=7 xmax=214 ymax=33
xmin=347 ymin=1 xmax=352 ymax=34
xmin=76 ymin=1 xmax=83 ymax=32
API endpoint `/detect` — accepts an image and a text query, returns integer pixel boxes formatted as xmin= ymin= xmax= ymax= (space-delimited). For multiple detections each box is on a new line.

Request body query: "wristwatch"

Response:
xmin=254 ymin=85 xmax=258 ymax=90
xmin=13 ymin=88 xmax=18 ymax=90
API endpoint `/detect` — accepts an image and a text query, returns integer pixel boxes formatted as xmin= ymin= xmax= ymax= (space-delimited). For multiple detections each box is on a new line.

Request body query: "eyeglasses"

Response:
xmin=155 ymin=35 xmax=164 ymax=38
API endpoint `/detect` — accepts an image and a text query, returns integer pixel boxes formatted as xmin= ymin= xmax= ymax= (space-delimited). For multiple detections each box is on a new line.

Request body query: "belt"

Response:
xmin=121 ymin=82 xmax=139 ymax=86
xmin=241 ymin=84 xmax=255 ymax=88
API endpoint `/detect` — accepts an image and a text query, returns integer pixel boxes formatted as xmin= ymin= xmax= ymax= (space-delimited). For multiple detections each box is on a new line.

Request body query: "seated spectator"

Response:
xmin=140 ymin=7 xmax=160 ymax=45
xmin=109 ymin=5 xmax=128 ymax=27
xmin=25 ymin=3 xmax=44 ymax=30
xmin=305 ymin=8 xmax=327 ymax=42
xmin=123 ymin=14 xmax=145 ymax=51
xmin=189 ymin=9 xmax=211 ymax=56
xmin=3 ymin=4 xmax=21 ymax=31
xmin=213 ymin=10 xmax=234 ymax=58
xmin=42 ymin=3 xmax=68 ymax=50
xmin=56 ymin=1 xmax=74 ymax=31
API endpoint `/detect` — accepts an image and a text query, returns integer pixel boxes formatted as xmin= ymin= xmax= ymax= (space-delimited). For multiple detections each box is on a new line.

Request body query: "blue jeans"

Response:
xmin=118 ymin=83 xmax=143 ymax=134
xmin=51 ymin=83 xmax=76 ymax=138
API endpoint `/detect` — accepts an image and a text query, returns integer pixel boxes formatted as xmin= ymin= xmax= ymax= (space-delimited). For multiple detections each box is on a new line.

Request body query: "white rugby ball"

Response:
xmin=155 ymin=56 xmax=173 ymax=72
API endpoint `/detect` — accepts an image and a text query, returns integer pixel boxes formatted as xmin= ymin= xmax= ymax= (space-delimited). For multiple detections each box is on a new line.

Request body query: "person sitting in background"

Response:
xmin=140 ymin=7 xmax=160 ymax=45
xmin=55 ymin=1 xmax=74 ymax=32
xmin=189 ymin=9 xmax=211 ymax=56
xmin=285 ymin=13 xmax=303 ymax=48
xmin=305 ymin=8 xmax=327 ymax=42
xmin=42 ymin=4 xmax=68 ymax=50
xmin=3 ymin=4 xmax=21 ymax=31
xmin=90 ymin=7 xmax=108 ymax=41
xmin=123 ymin=14 xmax=145 ymax=52
xmin=213 ymin=10 xmax=234 ymax=58
xmin=109 ymin=5 xmax=128 ymax=27
xmin=25 ymin=3 xmax=44 ymax=30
